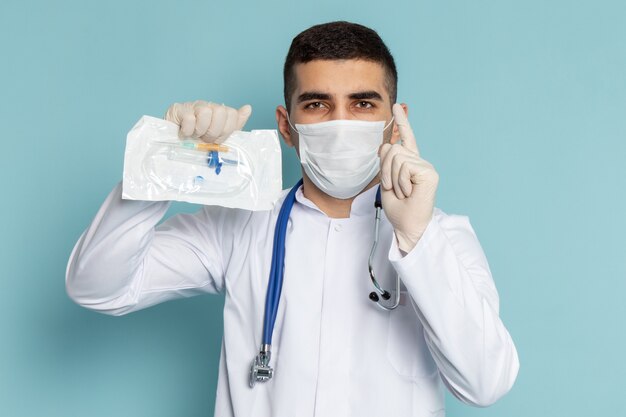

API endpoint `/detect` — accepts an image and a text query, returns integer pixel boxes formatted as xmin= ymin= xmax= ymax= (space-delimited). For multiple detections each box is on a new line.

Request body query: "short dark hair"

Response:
xmin=283 ymin=21 xmax=398 ymax=112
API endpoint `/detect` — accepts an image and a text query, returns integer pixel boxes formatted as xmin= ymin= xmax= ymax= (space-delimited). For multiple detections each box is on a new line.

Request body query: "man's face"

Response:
xmin=276 ymin=59 xmax=404 ymax=154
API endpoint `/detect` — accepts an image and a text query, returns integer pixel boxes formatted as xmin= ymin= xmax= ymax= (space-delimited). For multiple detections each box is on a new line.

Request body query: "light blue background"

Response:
xmin=1 ymin=0 xmax=624 ymax=416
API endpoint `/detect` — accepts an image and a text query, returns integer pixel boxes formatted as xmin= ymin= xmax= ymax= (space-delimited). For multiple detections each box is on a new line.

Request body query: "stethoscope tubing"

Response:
xmin=262 ymin=178 xmax=303 ymax=346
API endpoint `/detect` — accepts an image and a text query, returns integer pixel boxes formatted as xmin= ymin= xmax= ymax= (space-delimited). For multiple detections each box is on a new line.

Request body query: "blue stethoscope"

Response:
xmin=249 ymin=179 xmax=401 ymax=387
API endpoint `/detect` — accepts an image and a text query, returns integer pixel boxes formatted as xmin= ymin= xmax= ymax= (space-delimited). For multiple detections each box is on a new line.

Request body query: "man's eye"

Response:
xmin=355 ymin=101 xmax=374 ymax=109
xmin=305 ymin=102 xmax=326 ymax=109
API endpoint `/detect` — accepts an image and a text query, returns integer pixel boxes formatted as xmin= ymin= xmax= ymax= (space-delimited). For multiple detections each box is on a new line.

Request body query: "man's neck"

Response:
xmin=300 ymin=175 xmax=379 ymax=219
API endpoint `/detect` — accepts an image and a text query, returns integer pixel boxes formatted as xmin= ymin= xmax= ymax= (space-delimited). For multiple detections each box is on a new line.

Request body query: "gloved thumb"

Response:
xmin=236 ymin=105 xmax=253 ymax=130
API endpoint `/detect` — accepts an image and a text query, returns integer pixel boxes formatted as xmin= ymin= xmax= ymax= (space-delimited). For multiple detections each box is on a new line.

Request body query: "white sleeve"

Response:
xmin=388 ymin=207 xmax=519 ymax=407
xmin=66 ymin=181 xmax=229 ymax=316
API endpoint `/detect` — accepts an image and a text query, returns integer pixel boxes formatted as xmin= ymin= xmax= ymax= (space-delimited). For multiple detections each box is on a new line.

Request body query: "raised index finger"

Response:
xmin=392 ymin=103 xmax=420 ymax=157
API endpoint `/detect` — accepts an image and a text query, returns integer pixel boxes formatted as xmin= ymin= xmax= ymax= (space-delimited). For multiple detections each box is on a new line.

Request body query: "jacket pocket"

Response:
xmin=385 ymin=293 xmax=438 ymax=380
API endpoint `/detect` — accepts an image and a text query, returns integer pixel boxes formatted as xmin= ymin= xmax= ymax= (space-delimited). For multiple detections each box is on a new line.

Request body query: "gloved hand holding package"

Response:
xmin=122 ymin=112 xmax=282 ymax=210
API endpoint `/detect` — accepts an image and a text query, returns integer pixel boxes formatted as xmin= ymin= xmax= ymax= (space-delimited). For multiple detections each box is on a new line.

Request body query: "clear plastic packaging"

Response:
xmin=122 ymin=116 xmax=282 ymax=210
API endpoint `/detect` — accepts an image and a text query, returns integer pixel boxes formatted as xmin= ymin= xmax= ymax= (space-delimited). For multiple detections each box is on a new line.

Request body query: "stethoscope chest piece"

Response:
xmin=249 ymin=346 xmax=273 ymax=388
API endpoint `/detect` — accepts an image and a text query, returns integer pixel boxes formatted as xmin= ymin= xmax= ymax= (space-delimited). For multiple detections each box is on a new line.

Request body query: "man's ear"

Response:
xmin=276 ymin=105 xmax=294 ymax=147
xmin=389 ymin=103 xmax=408 ymax=145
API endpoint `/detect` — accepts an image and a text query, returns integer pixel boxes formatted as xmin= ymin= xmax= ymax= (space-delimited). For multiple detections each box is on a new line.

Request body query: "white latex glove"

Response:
xmin=164 ymin=100 xmax=252 ymax=144
xmin=379 ymin=103 xmax=439 ymax=253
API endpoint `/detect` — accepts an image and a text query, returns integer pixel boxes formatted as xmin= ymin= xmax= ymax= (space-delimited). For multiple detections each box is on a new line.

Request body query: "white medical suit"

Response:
xmin=66 ymin=180 xmax=519 ymax=417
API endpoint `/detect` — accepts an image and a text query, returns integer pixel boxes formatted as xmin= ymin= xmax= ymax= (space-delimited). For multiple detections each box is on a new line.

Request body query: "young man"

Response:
xmin=67 ymin=21 xmax=518 ymax=416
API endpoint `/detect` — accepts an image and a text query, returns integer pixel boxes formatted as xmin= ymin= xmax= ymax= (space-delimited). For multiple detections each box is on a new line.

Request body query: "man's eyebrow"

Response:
xmin=297 ymin=91 xmax=333 ymax=103
xmin=348 ymin=91 xmax=384 ymax=101
xmin=296 ymin=90 xmax=384 ymax=104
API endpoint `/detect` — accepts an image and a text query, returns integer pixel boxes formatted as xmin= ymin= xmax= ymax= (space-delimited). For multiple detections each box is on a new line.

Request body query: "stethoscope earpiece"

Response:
xmin=368 ymin=290 xmax=392 ymax=303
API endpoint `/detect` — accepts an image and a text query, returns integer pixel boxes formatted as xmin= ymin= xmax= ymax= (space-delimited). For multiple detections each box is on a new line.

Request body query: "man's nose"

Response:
xmin=328 ymin=105 xmax=357 ymax=121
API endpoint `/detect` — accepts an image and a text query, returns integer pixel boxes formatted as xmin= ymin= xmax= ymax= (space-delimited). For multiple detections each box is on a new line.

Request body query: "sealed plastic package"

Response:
xmin=122 ymin=116 xmax=282 ymax=210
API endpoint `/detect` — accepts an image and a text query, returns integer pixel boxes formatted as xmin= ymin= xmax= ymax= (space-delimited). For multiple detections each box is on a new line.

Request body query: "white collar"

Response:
xmin=293 ymin=182 xmax=379 ymax=218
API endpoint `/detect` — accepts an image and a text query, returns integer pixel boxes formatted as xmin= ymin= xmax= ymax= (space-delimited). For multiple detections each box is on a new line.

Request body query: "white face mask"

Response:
xmin=287 ymin=114 xmax=395 ymax=199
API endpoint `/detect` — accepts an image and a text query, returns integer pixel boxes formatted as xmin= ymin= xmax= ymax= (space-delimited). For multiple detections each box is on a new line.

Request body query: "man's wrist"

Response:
xmin=395 ymin=230 xmax=424 ymax=254
xmin=394 ymin=214 xmax=435 ymax=254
